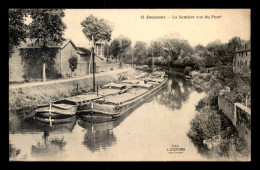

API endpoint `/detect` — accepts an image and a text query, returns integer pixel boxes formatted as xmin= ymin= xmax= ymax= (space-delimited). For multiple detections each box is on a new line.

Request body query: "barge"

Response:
xmin=77 ymin=71 xmax=168 ymax=123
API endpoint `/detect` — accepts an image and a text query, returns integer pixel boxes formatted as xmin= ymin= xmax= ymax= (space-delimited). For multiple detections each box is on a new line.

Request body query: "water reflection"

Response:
xmin=9 ymin=119 xmax=76 ymax=161
xmin=30 ymin=121 xmax=76 ymax=159
xmin=31 ymin=131 xmax=67 ymax=158
xmin=78 ymin=109 xmax=132 ymax=152
xmin=155 ymin=77 xmax=194 ymax=110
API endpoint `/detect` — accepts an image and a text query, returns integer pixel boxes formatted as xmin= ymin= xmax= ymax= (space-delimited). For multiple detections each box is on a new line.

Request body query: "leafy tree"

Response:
xmin=28 ymin=9 xmax=67 ymax=81
xmin=81 ymin=15 xmax=112 ymax=43
xmin=148 ymin=40 xmax=164 ymax=67
xmin=104 ymin=42 xmax=110 ymax=60
xmin=118 ymin=36 xmax=132 ymax=61
xmin=20 ymin=48 xmax=59 ymax=80
xmin=9 ymin=9 xmax=29 ymax=56
xmin=109 ymin=35 xmax=132 ymax=62
xmin=109 ymin=39 xmax=121 ymax=62
xmin=227 ymin=36 xmax=245 ymax=51
xmin=195 ymin=44 xmax=206 ymax=52
xmin=162 ymin=38 xmax=194 ymax=64
xmin=206 ymin=39 xmax=222 ymax=52
xmin=81 ymin=15 xmax=113 ymax=73
xmin=68 ymin=55 xmax=78 ymax=76
xmin=132 ymin=41 xmax=148 ymax=65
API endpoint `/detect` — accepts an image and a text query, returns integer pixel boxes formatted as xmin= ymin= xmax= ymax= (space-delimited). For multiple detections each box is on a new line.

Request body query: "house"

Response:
xmin=9 ymin=39 xmax=80 ymax=82
xmin=233 ymin=43 xmax=251 ymax=73
xmin=9 ymin=39 xmax=110 ymax=82
xmin=76 ymin=47 xmax=91 ymax=75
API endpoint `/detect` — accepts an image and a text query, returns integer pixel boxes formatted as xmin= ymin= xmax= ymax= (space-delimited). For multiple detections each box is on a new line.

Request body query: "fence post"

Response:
xmin=234 ymin=103 xmax=237 ymax=126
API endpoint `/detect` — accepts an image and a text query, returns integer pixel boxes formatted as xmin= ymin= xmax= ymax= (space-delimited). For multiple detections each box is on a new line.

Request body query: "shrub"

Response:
xmin=68 ymin=55 xmax=78 ymax=73
xmin=187 ymin=107 xmax=222 ymax=145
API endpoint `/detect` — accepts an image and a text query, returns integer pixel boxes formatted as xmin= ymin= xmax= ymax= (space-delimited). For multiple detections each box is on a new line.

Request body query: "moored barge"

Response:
xmin=77 ymin=71 xmax=168 ymax=122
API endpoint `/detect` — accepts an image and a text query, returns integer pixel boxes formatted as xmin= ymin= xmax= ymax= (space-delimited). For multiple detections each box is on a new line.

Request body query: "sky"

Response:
xmin=26 ymin=9 xmax=251 ymax=48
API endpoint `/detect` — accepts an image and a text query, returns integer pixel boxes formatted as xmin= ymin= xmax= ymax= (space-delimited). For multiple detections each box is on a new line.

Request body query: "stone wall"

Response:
xmin=218 ymin=95 xmax=251 ymax=128
xmin=218 ymin=95 xmax=235 ymax=124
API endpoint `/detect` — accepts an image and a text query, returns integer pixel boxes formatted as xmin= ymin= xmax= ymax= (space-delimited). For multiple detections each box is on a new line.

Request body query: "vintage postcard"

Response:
xmin=9 ymin=8 xmax=251 ymax=161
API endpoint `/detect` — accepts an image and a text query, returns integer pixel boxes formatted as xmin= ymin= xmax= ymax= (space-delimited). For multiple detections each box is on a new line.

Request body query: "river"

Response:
xmin=9 ymin=75 xmax=207 ymax=161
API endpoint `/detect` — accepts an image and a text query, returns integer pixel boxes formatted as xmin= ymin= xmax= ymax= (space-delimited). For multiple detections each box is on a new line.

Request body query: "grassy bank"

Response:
xmin=9 ymin=68 xmax=136 ymax=112
xmin=188 ymin=67 xmax=251 ymax=160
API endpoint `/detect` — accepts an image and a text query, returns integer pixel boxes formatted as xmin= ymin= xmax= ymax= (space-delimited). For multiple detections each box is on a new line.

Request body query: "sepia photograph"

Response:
xmin=9 ymin=8 xmax=251 ymax=161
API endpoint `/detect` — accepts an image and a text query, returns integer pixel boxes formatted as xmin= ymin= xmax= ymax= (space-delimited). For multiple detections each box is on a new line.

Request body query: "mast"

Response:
xmin=92 ymin=35 xmax=96 ymax=92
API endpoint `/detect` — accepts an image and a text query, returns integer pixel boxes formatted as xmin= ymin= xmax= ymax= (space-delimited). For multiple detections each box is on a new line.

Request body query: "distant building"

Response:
xmin=94 ymin=41 xmax=105 ymax=59
xmin=233 ymin=43 xmax=251 ymax=73
xmin=77 ymin=45 xmax=107 ymax=74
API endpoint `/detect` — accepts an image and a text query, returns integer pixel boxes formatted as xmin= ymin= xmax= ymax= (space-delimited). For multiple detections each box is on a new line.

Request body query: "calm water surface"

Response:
xmin=9 ymin=76 xmax=207 ymax=161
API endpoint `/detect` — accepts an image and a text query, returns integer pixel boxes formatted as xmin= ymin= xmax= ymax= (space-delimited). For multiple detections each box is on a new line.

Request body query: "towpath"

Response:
xmin=9 ymin=67 xmax=133 ymax=90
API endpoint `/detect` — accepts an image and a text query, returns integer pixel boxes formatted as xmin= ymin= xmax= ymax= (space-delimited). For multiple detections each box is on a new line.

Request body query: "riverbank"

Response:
xmin=188 ymin=69 xmax=251 ymax=161
xmin=9 ymin=67 xmax=137 ymax=112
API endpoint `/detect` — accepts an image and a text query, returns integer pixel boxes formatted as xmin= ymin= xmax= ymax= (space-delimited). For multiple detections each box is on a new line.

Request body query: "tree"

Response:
xmin=81 ymin=15 xmax=113 ymax=43
xmin=162 ymin=38 xmax=194 ymax=65
xmin=132 ymin=41 xmax=148 ymax=65
xmin=148 ymin=40 xmax=164 ymax=67
xmin=68 ymin=55 xmax=78 ymax=77
xmin=81 ymin=15 xmax=113 ymax=72
xmin=195 ymin=44 xmax=206 ymax=52
xmin=9 ymin=9 xmax=29 ymax=56
xmin=81 ymin=15 xmax=113 ymax=91
xmin=118 ymin=36 xmax=132 ymax=61
xmin=28 ymin=9 xmax=67 ymax=81
xmin=104 ymin=42 xmax=110 ymax=60
xmin=227 ymin=36 xmax=245 ymax=51
xmin=206 ymin=39 xmax=222 ymax=52
xmin=109 ymin=39 xmax=121 ymax=62
xmin=109 ymin=36 xmax=132 ymax=62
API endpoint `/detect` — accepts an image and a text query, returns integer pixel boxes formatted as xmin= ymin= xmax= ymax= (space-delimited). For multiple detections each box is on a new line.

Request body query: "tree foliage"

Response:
xmin=9 ymin=9 xmax=29 ymax=56
xmin=19 ymin=48 xmax=59 ymax=80
xmin=104 ymin=42 xmax=110 ymax=59
xmin=68 ymin=55 xmax=78 ymax=73
xmin=162 ymin=38 xmax=194 ymax=63
xmin=148 ymin=40 xmax=164 ymax=58
xmin=133 ymin=41 xmax=148 ymax=59
xmin=29 ymin=9 xmax=67 ymax=49
xmin=81 ymin=15 xmax=113 ymax=43
xmin=109 ymin=36 xmax=131 ymax=61
xmin=28 ymin=9 xmax=67 ymax=81
xmin=119 ymin=36 xmax=132 ymax=59
xmin=109 ymin=39 xmax=121 ymax=61
xmin=187 ymin=107 xmax=222 ymax=145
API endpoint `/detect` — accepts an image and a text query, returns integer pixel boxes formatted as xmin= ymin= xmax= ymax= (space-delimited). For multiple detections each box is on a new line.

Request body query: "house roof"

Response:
xmin=77 ymin=47 xmax=91 ymax=55
xmin=18 ymin=38 xmax=77 ymax=50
